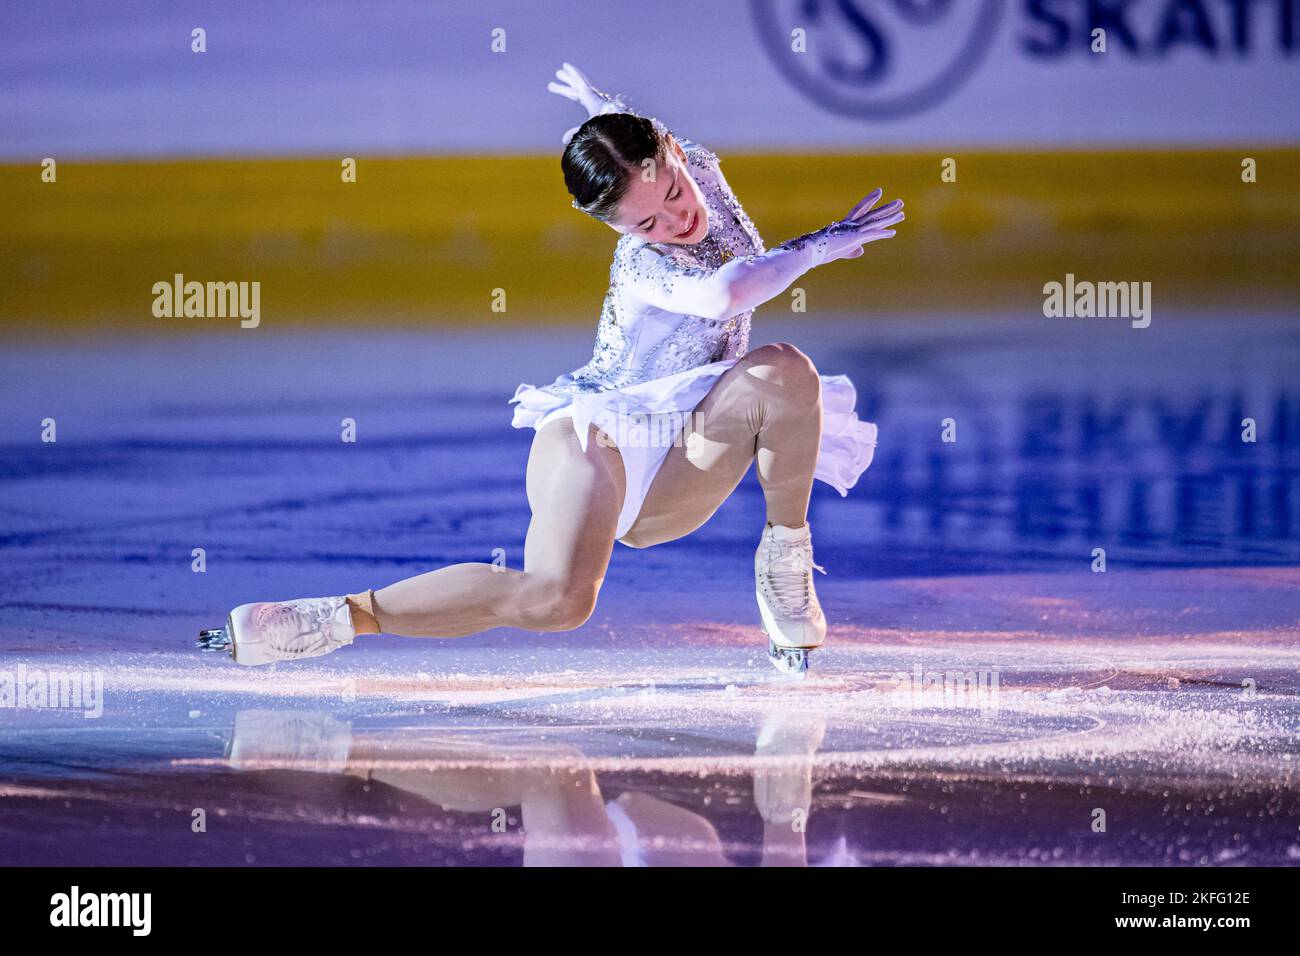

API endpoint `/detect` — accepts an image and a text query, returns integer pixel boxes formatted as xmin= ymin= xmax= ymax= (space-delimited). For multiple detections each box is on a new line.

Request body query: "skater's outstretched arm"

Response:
xmin=621 ymin=188 xmax=905 ymax=320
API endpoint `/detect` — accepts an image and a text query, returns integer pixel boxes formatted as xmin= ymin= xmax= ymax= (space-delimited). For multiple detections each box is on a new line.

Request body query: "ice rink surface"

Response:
xmin=1 ymin=314 xmax=1298 ymax=866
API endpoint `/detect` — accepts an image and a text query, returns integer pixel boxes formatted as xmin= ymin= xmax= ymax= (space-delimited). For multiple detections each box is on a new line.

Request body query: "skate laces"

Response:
xmin=256 ymin=600 xmax=337 ymax=656
xmin=763 ymin=536 xmax=825 ymax=617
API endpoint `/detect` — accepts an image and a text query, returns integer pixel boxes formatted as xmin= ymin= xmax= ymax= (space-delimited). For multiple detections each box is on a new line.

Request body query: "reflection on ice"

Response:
xmin=224 ymin=709 xmax=828 ymax=867
xmin=1 ymin=630 xmax=1297 ymax=866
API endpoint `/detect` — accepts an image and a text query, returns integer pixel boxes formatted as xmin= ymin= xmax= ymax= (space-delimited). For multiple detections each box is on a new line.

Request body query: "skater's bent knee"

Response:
xmin=533 ymin=592 xmax=597 ymax=632
xmin=742 ymin=343 xmax=820 ymax=395
xmin=517 ymin=578 xmax=599 ymax=632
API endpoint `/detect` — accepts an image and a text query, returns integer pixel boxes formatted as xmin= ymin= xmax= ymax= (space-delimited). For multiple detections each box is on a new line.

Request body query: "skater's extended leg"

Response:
xmin=620 ymin=342 xmax=822 ymax=548
xmin=212 ymin=418 xmax=624 ymax=664
xmin=356 ymin=417 xmax=625 ymax=638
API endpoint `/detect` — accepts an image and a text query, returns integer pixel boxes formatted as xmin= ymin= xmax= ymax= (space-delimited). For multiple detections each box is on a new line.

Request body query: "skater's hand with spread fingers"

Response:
xmin=551 ymin=62 xmax=629 ymax=144
xmin=548 ymin=62 xmax=614 ymax=119
xmin=817 ymin=188 xmax=905 ymax=262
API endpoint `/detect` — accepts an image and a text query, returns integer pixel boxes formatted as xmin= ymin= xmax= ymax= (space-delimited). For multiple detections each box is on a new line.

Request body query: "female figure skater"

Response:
xmin=199 ymin=64 xmax=903 ymax=674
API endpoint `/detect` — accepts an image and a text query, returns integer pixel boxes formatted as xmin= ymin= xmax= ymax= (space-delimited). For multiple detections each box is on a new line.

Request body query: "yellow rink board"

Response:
xmin=2 ymin=148 xmax=1297 ymax=332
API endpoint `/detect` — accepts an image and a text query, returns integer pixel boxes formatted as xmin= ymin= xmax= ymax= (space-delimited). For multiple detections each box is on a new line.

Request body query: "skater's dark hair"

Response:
xmin=562 ymin=112 xmax=669 ymax=223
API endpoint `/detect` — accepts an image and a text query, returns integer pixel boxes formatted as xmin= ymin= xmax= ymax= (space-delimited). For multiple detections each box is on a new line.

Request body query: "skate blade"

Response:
xmin=197 ymin=621 xmax=234 ymax=657
xmin=765 ymin=634 xmax=812 ymax=677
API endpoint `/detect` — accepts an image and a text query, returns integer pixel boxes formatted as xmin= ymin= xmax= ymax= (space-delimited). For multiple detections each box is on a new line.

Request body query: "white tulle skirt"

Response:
xmin=509 ymin=359 xmax=878 ymax=542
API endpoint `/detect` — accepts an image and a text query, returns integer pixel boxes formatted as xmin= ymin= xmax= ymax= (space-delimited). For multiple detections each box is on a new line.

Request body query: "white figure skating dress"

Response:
xmin=510 ymin=111 xmax=877 ymax=543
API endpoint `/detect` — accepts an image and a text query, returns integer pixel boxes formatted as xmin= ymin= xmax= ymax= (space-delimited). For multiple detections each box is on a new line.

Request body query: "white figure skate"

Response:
xmin=197 ymin=595 xmax=356 ymax=666
xmin=755 ymin=522 xmax=827 ymax=675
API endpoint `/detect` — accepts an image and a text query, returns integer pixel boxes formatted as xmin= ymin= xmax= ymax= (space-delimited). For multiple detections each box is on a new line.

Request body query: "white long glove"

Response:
xmin=623 ymin=189 xmax=904 ymax=319
xmin=801 ymin=188 xmax=905 ymax=263
xmin=548 ymin=62 xmax=626 ymax=144
xmin=709 ymin=191 xmax=903 ymax=315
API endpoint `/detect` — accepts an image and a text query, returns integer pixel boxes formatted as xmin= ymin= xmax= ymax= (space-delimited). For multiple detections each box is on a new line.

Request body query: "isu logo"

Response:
xmin=753 ymin=0 xmax=1297 ymax=120
xmin=751 ymin=0 xmax=1006 ymax=119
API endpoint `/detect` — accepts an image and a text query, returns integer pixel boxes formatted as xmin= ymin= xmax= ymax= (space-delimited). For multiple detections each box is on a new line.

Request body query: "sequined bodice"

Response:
xmin=539 ymin=144 xmax=764 ymax=396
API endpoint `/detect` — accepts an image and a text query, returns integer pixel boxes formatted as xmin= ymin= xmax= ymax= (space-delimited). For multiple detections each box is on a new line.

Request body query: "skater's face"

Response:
xmin=608 ymin=137 xmax=709 ymax=245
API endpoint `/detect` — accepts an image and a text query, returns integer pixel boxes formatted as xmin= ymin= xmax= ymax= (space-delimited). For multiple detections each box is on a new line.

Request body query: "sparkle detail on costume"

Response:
xmin=538 ymin=141 xmax=758 ymax=395
xmin=531 ymin=111 xmax=832 ymax=398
